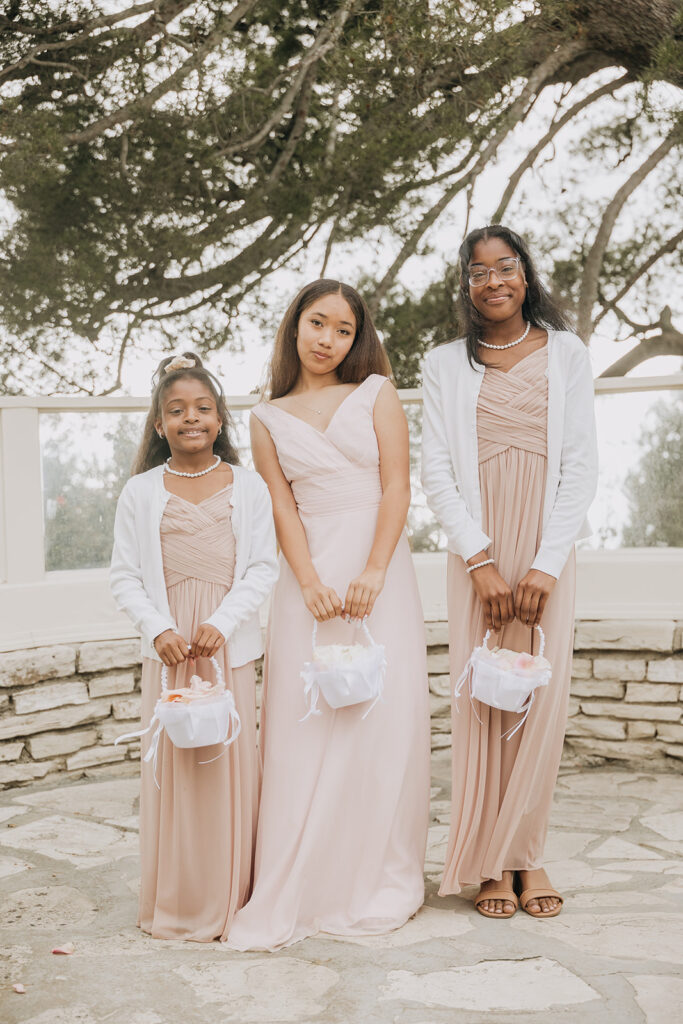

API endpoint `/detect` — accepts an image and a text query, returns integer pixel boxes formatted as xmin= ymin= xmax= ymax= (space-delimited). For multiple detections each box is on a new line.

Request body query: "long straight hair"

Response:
xmin=133 ymin=353 xmax=240 ymax=475
xmin=457 ymin=225 xmax=572 ymax=367
xmin=267 ymin=279 xmax=392 ymax=399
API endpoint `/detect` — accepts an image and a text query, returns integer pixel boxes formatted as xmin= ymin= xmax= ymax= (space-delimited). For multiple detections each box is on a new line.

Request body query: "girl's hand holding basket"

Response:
xmin=154 ymin=629 xmax=191 ymax=666
xmin=190 ymin=623 xmax=225 ymax=659
xmin=301 ymin=578 xmax=343 ymax=622
xmin=515 ymin=569 xmax=556 ymax=627
xmin=343 ymin=565 xmax=386 ymax=621
xmin=466 ymin=552 xmax=515 ymax=631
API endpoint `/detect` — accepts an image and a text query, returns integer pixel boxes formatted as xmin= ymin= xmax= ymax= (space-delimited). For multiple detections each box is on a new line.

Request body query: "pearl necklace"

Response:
xmin=164 ymin=454 xmax=221 ymax=478
xmin=479 ymin=321 xmax=531 ymax=350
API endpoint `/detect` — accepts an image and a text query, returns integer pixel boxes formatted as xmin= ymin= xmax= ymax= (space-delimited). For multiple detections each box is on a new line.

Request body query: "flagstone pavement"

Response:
xmin=1 ymin=754 xmax=682 ymax=1023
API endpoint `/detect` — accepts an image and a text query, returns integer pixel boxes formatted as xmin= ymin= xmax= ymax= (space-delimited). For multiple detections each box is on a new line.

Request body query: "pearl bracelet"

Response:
xmin=465 ymin=558 xmax=495 ymax=574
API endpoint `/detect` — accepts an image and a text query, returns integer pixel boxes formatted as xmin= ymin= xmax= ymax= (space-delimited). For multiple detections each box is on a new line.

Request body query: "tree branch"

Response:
xmin=576 ymin=126 xmax=682 ymax=340
xmin=600 ymin=305 xmax=683 ymax=376
xmin=320 ymin=217 xmax=338 ymax=278
xmin=0 ymin=2 xmax=188 ymax=85
xmin=97 ymin=311 xmax=146 ymax=395
xmin=9 ymin=343 xmax=96 ymax=394
xmin=600 ymin=336 xmax=683 ymax=376
xmin=63 ymin=0 xmax=258 ymax=146
xmin=594 ymin=227 xmax=683 ymax=327
xmin=267 ymin=64 xmax=317 ymax=185
xmin=492 ymin=72 xmax=632 ymax=223
xmin=369 ymin=38 xmax=588 ymax=311
xmin=217 ymin=0 xmax=359 ymax=158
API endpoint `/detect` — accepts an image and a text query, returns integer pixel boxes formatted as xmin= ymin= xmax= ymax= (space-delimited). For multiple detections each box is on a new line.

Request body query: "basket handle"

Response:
xmin=160 ymin=654 xmax=226 ymax=693
xmin=311 ymin=616 xmax=375 ymax=651
xmin=480 ymin=623 xmax=545 ymax=657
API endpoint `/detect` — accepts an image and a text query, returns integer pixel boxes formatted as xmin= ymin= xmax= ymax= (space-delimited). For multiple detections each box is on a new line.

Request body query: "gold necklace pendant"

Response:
xmin=293 ymin=396 xmax=323 ymax=416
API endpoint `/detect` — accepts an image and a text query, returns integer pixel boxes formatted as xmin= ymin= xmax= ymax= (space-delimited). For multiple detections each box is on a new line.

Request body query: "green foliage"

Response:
xmin=0 ymin=0 xmax=681 ymax=391
xmin=622 ymin=399 xmax=683 ymax=547
xmin=42 ymin=414 xmax=142 ymax=570
xmin=375 ymin=267 xmax=460 ymax=388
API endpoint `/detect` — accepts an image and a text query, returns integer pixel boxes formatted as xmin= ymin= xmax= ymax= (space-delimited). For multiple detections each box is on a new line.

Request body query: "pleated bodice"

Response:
xmin=160 ymin=486 xmax=235 ymax=591
xmin=477 ymin=347 xmax=548 ymax=463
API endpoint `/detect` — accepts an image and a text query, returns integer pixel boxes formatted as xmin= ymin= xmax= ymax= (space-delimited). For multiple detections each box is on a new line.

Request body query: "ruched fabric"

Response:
xmin=290 ymin=468 xmax=383 ymax=517
xmin=227 ymin=374 xmax=431 ymax=951
xmin=139 ymin=485 xmax=259 ymax=941
xmin=441 ymin=348 xmax=576 ymax=894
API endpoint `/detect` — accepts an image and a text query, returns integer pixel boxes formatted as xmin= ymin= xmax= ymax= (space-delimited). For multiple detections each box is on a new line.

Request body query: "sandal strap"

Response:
xmin=518 ymin=887 xmax=563 ymax=909
xmin=475 ymin=887 xmax=518 ymax=908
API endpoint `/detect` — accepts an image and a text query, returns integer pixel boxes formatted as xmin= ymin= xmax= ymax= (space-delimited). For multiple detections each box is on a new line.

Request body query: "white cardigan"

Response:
xmin=110 ymin=463 xmax=278 ymax=666
xmin=421 ymin=330 xmax=598 ymax=580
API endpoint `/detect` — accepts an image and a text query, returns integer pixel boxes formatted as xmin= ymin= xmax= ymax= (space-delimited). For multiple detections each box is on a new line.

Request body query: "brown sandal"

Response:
xmin=518 ymin=887 xmax=563 ymax=918
xmin=475 ymin=882 xmax=518 ymax=919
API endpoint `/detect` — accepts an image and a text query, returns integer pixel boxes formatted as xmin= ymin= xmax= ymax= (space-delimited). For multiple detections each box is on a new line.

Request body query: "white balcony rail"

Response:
xmin=1 ymin=374 xmax=682 ymax=651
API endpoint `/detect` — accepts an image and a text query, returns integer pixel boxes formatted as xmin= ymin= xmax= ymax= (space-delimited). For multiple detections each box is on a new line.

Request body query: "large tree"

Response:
xmin=0 ymin=0 xmax=681 ymax=392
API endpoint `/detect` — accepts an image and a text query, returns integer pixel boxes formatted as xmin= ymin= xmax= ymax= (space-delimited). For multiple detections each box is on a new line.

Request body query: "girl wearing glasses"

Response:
xmin=421 ymin=225 xmax=597 ymax=920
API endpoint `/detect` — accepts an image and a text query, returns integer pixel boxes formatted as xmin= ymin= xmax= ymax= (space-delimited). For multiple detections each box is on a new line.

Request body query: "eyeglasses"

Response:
xmin=468 ymin=257 xmax=522 ymax=288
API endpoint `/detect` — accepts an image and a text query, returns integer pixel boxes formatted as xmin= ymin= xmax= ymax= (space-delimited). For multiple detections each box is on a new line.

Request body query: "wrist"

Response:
xmin=465 ymin=558 xmax=495 ymax=575
xmin=365 ymin=561 xmax=387 ymax=575
xmin=298 ymin=571 xmax=320 ymax=589
xmin=466 ymin=550 xmax=490 ymax=567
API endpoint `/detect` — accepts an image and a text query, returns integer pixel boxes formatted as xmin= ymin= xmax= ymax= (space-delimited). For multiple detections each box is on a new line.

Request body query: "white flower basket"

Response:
xmin=300 ymin=619 xmax=387 ymax=721
xmin=115 ymin=655 xmax=241 ymax=786
xmin=454 ymin=625 xmax=552 ymax=740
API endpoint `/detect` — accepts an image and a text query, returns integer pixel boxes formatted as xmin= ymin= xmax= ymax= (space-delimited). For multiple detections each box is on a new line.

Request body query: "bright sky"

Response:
xmin=116 ymin=74 xmax=682 ymax=397
xmin=5 ymin=14 xmax=681 ymax=550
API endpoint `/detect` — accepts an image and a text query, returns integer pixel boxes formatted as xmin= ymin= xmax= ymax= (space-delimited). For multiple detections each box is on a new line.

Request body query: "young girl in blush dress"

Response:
xmin=227 ymin=281 xmax=431 ymax=951
xmin=110 ymin=353 xmax=278 ymax=941
xmin=422 ymin=226 xmax=597 ymax=920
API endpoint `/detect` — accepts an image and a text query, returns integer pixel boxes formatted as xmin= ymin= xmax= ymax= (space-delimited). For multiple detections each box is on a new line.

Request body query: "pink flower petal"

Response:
xmin=51 ymin=942 xmax=75 ymax=955
xmin=13 ymin=983 xmax=26 ymax=994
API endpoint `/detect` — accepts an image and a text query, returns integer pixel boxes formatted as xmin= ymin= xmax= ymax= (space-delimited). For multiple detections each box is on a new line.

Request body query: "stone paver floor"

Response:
xmin=1 ymin=754 xmax=683 ymax=1023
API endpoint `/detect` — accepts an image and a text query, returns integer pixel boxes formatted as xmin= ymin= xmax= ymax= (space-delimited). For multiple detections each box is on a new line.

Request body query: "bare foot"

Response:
xmin=476 ymin=871 xmax=516 ymax=916
xmin=517 ymin=867 xmax=562 ymax=915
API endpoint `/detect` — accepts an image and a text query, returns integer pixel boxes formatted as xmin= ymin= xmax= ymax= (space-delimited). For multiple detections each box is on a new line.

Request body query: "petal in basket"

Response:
xmin=300 ymin=619 xmax=387 ymax=721
xmin=115 ymin=656 xmax=241 ymax=787
xmin=453 ymin=625 xmax=552 ymax=740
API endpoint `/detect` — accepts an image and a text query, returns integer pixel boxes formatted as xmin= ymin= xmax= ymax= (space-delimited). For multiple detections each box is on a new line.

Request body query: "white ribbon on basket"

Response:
xmin=115 ymin=655 xmax=241 ymax=788
xmin=300 ymin=618 xmax=386 ymax=722
xmin=453 ymin=624 xmax=550 ymax=741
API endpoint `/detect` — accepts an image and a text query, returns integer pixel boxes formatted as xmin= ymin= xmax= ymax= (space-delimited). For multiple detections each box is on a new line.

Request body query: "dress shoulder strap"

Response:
xmin=361 ymin=373 xmax=391 ymax=408
xmin=250 ymin=401 xmax=272 ymax=428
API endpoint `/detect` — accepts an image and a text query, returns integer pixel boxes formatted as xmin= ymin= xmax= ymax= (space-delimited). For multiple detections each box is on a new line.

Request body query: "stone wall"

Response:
xmin=1 ymin=618 xmax=682 ymax=787
xmin=426 ymin=619 xmax=683 ymax=768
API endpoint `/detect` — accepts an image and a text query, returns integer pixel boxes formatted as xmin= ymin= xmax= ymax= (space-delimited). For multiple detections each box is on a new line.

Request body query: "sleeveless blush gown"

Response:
xmin=227 ymin=374 xmax=431 ymax=951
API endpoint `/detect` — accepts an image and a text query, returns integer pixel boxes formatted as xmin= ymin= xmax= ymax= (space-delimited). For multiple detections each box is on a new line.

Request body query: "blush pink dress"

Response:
xmin=441 ymin=348 xmax=576 ymax=893
xmin=227 ymin=374 xmax=431 ymax=951
xmin=138 ymin=485 xmax=259 ymax=941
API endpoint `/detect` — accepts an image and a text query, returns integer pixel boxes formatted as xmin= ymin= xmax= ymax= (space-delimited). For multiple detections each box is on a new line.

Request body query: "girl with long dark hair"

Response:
xmin=228 ymin=280 xmax=431 ymax=950
xmin=111 ymin=353 xmax=278 ymax=940
xmin=422 ymin=226 xmax=598 ymax=919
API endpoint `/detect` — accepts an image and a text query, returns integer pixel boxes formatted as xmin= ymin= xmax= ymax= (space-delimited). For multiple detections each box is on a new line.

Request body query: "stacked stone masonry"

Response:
xmin=1 ymin=620 xmax=682 ymax=787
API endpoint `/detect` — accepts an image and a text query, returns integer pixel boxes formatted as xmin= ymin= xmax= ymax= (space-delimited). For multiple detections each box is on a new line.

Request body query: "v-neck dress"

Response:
xmin=227 ymin=374 xmax=431 ymax=951
xmin=440 ymin=347 xmax=576 ymax=893
xmin=138 ymin=485 xmax=259 ymax=941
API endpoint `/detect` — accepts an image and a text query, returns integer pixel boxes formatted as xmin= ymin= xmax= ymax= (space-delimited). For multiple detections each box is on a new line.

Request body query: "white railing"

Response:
xmin=1 ymin=375 xmax=682 ymax=651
